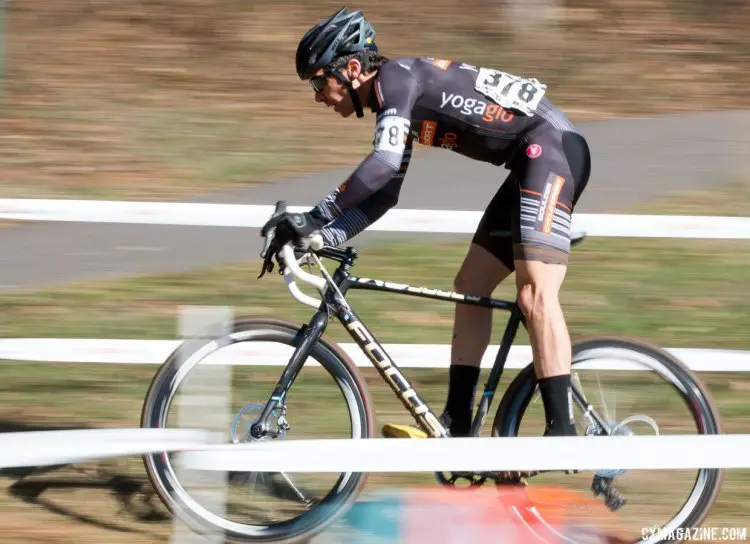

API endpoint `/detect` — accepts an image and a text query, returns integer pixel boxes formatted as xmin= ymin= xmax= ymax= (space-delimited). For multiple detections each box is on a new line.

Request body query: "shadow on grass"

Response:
xmin=0 ymin=421 xmax=170 ymax=537
xmin=0 ymin=421 xmax=325 ymax=539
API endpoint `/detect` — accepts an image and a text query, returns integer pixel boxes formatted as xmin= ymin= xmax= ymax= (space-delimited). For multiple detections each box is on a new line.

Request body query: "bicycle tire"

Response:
xmin=492 ymin=335 xmax=724 ymax=542
xmin=141 ymin=317 xmax=375 ymax=543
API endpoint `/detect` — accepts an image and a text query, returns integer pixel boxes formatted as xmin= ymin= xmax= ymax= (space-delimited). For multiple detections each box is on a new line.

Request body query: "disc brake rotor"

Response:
xmin=590 ymin=414 xmax=660 ymax=478
xmin=230 ymin=402 xmax=287 ymax=444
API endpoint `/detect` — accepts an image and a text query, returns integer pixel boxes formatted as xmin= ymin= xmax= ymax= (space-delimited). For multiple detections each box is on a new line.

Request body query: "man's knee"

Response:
xmin=454 ymin=264 xmax=489 ymax=297
xmin=515 ymin=257 xmax=566 ymax=323
xmin=454 ymin=243 xmax=511 ymax=296
xmin=517 ymin=282 xmax=555 ymax=324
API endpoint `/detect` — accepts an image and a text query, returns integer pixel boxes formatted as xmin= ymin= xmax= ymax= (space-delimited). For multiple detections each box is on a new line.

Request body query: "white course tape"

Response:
xmin=0 ymin=338 xmax=748 ymax=372
xmin=1 ymin=199 xmax=749 ymax=239
xmin=574 ymin=214 xmax=750 ymax=240
xmin=0 ymin=428 xmax=211 ymax=469
xmin=3 ymin=428 xmax=749 ymax=474
xmin=177 ymin=434 xmax=750 ymax=473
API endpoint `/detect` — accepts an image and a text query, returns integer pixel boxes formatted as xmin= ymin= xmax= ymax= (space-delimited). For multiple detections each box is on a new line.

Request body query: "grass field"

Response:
xmin=3 ymin=0 xmax=750 ymax=200
xmin=0 ymin=179 xmax=749 ymax=541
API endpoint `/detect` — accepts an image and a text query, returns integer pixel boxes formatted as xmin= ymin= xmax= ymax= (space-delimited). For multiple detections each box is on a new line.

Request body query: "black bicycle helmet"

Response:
xmin=296 ymin=7 xmax=377 ymax=80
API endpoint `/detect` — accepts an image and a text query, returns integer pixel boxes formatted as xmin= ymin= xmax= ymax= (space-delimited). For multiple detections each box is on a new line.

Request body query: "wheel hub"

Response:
xmin=587 ymin=414 xmax=659 ymax=478
xmin=230 ymin=402 xmax=288 ymax=444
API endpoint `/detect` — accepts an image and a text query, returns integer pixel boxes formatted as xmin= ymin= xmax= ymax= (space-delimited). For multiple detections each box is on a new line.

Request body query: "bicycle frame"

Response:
xmin=337 ymin=274 xmax=527 ymax=438
xmin=250 ymin=241 xmax=528 ymax=440
xmin=253 ymin=240 xmax=601 ymax=441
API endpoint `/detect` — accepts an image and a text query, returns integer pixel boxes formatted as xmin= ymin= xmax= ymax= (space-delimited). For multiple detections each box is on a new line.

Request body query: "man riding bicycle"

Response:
xmin=261 ymin=7 xmax=592 ymax=442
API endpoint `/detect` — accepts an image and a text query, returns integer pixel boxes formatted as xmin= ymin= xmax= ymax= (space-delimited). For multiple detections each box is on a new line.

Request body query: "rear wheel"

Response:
xmin=493 ymin=336 xmax=724 ymax=542
xmin=141 ymin=317 xmax=375 ymax=543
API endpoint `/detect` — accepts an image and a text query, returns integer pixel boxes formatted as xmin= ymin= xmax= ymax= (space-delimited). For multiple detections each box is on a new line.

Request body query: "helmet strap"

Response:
xmin=331 ymin=70 xmax=364 ymax=118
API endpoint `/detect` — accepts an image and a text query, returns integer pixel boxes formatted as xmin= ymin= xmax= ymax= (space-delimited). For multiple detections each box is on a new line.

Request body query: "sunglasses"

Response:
xmin=309 ymin=74 xmax=329 ymax=93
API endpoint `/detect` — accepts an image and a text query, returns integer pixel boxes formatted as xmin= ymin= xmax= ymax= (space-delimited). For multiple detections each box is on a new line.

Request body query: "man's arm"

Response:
xmin=313 ymin=135 xmax=412 ymax=246
xmin=259 ymin=134 xmax=411 ymax=253
xmin=314 ymin=60 xmax=419 ymax=221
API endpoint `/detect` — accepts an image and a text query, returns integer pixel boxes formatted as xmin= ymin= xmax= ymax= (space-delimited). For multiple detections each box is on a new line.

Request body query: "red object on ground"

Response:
xmin=327 ymin=484 xmax=632 ymax=543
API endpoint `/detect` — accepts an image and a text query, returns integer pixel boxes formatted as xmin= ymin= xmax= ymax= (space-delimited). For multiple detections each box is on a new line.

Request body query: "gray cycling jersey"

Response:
xmin=313 ymin=56 xmax=579 ymax=247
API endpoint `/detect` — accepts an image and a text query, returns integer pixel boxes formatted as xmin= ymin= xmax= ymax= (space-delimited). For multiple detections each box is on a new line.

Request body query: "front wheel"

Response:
xmin=141 ymin=317 xmax=375 ymax=543
xmin=493 ymin=336 xmax=724 ymax=543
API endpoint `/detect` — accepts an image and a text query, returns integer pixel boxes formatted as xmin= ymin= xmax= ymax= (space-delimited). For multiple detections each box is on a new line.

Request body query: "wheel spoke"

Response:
xmin=141 ymin=321 xmax=372 ymax=542
xmin=277 ymin=472 xmax=314 ymax=504
xmin=493 ymin=338 xmax=724 ymax=542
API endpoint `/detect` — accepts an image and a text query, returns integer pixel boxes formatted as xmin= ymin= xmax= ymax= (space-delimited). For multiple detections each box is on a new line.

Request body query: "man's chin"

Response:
xmin=335 ymin=105 xmax=354 ymax=118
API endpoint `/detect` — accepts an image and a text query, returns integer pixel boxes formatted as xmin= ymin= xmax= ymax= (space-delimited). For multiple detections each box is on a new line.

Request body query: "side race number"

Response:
xmin=474 ymin=68 xmax=546 ymax=116
xmin=373 ymin=115 xmax=410 ymax=154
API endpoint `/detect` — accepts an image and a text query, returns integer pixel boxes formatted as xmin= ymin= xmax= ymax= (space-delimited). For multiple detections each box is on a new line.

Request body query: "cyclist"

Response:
xmin=261 ymin=7 xmax=591 ymax=443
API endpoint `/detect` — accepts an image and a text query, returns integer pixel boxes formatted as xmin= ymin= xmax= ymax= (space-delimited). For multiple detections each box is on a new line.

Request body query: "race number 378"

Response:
xmin=373 ymin=115 xmax=410 ymax=154
xmin=474 ymin=67 xmax=547 ymax=116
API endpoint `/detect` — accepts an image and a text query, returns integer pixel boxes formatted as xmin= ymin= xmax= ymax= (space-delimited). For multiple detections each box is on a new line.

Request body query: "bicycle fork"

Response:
xmin=250 ymin=310 xmax=329 ymax=439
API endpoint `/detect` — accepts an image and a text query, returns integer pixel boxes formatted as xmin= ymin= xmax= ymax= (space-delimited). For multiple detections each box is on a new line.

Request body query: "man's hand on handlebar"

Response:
xmin=257 ymin=201 xmax=327 ymax=279
xmin=261 ymin=209 xmax=327 ymax=246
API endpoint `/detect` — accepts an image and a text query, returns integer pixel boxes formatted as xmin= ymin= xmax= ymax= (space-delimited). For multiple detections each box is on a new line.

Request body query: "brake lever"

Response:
xmin=257 ymin=248 xmax=276 ymax=279
xmin=258 ymin=200 xmax=288 ymax=279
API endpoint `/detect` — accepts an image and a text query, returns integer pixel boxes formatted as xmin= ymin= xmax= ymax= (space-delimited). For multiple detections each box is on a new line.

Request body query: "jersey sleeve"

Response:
xmin=315 ymin=60 xmax=420 ymax=218
xmin=317 ymin=138 xmax=412 ymax=246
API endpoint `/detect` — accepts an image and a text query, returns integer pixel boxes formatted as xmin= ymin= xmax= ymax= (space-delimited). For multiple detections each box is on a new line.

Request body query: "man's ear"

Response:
xmin=346 ymin=58 xmax=363 ymax=80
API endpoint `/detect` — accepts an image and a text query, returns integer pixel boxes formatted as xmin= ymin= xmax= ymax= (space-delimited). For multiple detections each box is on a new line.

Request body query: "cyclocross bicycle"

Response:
xmin=141 ymin=201 xmax=724 ymax=543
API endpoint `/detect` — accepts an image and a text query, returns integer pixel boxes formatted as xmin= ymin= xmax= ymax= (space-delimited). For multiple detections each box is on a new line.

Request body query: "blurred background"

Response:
xmin=2 ymin=0 xmax=749 ymax=199
xmin=0 ymin=1 xmax=749 ymax=543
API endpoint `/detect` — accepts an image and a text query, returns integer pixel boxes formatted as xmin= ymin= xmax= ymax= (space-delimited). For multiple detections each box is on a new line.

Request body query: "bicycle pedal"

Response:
xmin=494 ymin=470 xmax=539 ymax=485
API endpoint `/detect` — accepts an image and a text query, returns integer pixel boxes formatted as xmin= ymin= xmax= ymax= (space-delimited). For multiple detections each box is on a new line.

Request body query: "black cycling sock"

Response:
xmin=538 ymin=374 xmax=577 ymax=436
xmin=443 ymin=364 xmax=480 ymax=437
